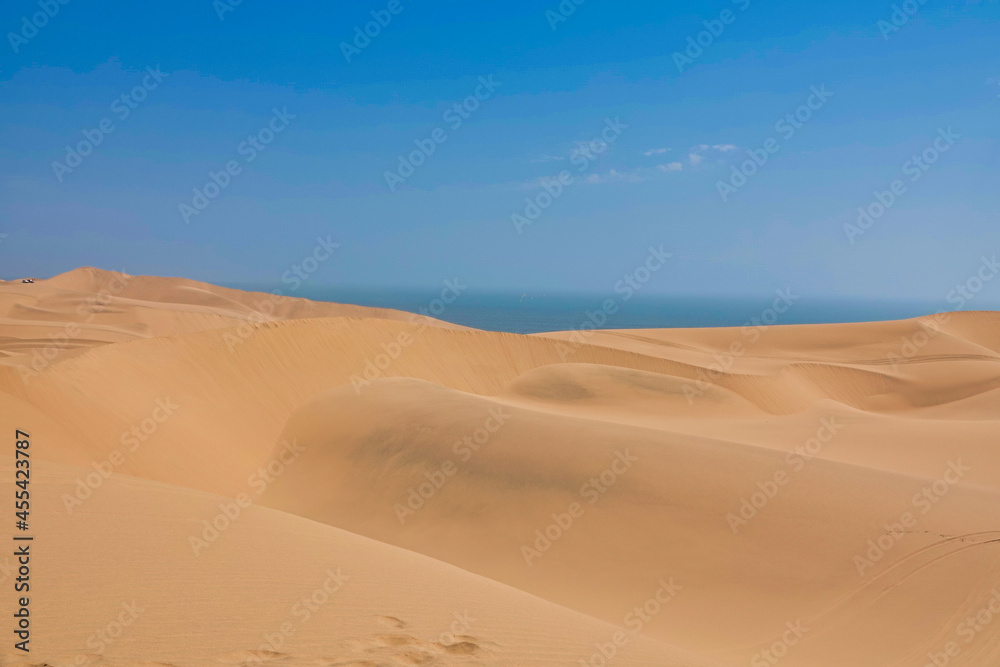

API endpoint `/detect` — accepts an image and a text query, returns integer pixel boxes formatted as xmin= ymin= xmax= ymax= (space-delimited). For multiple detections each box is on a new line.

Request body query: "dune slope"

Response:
xmin=2 ymin=268 xmax=1000 ymax=667
xmin=3 ymin=460 xmax=712 ymax=667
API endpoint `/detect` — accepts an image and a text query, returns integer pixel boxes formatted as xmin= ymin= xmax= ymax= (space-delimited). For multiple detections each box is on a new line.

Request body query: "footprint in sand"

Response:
xmin=374 ymin=634 xmax=434 ymax=649
xmin=327 ymin=630 xmax=485 ymax=665
xmin=438 ymin=642 xmax=478 ymax=656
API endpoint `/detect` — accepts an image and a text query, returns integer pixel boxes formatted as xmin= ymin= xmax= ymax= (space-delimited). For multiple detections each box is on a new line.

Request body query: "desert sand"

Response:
xmin=2 ymin=267 xmax=999 ymax=667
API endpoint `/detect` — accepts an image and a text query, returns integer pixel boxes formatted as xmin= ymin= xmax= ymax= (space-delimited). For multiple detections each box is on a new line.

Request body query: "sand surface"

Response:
xmin=2 ymin=267 xmax=999 ymax=666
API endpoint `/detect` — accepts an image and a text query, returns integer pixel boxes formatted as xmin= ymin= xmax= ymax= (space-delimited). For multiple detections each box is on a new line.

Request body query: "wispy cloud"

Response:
xmin=680 ymin=142 xmax=738 ymax=168
xmin=644 ymin=143 xmax=736 ymax=167
xmin=584 ymin=162 xmax=689 ymax=184
xmin=585 ymin=169 xmax=647 ymax=184
xmin=530 ymin=154 xmax=566 ymax=163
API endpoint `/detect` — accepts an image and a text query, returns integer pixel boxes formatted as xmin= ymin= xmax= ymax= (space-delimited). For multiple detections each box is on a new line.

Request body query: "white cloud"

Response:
xmin=585 ymin=169 xmax=648 ymax=185
xmin=643 ymin=147 xmax=669 ymax=156
xmin=713 ymin=144 xmax=737 ymax=152
xmin=689 ymin=153 xmax=704 ymax=166
xmin=520 ymin=159 xmax=688 ymax=189
xmin=585 ymin=162 xmax=690 ymax=184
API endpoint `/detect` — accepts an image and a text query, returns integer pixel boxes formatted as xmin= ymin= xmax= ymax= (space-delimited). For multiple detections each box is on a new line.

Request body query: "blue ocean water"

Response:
xmin=225 ymin=283 xmax=954 ymax=335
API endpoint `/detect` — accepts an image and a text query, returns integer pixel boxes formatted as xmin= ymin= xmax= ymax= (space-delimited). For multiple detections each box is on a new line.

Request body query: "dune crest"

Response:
xmin=2 ymin=271 xmax=999 ymax=666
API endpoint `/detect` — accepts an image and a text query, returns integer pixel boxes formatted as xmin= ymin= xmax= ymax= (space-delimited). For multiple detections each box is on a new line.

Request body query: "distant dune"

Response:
xmin=2 ymin=267 xmax=1000 ymax=666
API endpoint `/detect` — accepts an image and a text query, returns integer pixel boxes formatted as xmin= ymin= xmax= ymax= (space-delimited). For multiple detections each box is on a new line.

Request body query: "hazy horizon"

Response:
xmin=2 ymin=0 xmax=999 ymax=306
xmin=5 ymin=264 xmax=998 ymax=326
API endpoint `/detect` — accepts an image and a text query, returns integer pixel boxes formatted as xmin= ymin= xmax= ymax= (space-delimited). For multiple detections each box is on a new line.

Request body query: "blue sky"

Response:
xmin=1 ymin=0 xmax=998 ymax=304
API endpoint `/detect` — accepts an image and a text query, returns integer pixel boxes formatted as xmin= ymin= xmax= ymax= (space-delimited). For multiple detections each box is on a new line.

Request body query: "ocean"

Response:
xmin=224 ymin=284 xmax=955 ymax=335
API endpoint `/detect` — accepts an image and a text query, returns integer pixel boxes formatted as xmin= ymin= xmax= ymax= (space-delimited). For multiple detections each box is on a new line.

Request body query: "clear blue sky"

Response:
xmin=1 ymin=0 xmax=998 ymax=304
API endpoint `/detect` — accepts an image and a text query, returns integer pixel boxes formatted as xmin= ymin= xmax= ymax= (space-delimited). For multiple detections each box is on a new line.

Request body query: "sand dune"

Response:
xmin=6 ymin=460 xmax=708 ymax=667
xmin=0 ymin=267 xmax=456 ymax=363
xmin=258 ymin=377 xmax=1000 ymax=664
xmin=2 ymin=268 xmax=1000 ymax=666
